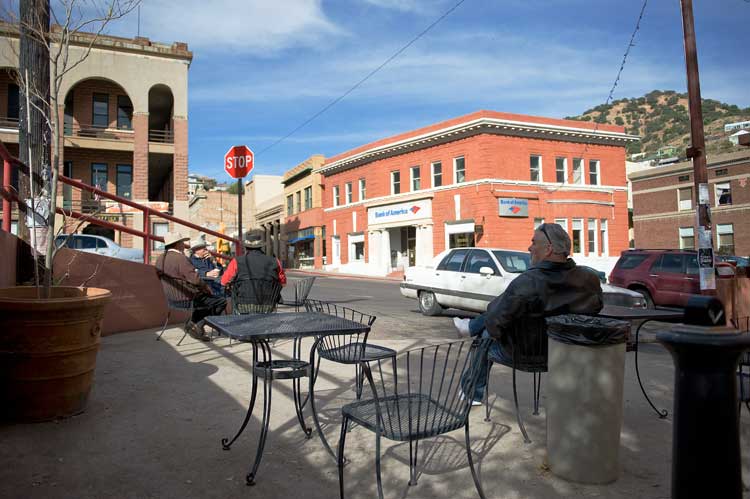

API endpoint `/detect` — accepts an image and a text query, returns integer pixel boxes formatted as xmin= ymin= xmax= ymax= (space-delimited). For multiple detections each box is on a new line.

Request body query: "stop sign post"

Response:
xmin=224 ymin=145 xmax=254 ymax=255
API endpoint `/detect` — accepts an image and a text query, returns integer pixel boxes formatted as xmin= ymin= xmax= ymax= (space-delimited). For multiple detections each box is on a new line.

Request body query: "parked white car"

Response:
xmin=400 ymin=247 xmax=646 ymax=316
xmin=55 ymin=234 xmax=144 ymax=263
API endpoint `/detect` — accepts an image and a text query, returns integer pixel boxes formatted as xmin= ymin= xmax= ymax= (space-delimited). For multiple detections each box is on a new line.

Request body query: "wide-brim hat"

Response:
xmin=163 ymin=231 xmax=189 ymax=248
xmin=243 ymin=238 xmax=264 ymax=249
xmin=189 ymin=239 xmax=207 ymax=251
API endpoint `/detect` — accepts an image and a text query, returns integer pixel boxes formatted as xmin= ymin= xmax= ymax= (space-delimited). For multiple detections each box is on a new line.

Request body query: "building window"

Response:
xmin=287 ymin=194 xmax=294 ymax=214
xmin=152 ymin=222 xmax=169 ymax=251
xmin=349 ymin=233 xmax=365 ymax=261
xmin=92 ymin=93 xmax=109 ymax=128
xmin=678 ymin=187 xmax=692 ymax=211
xmin=530 ymin=155 xmax=541 ymax=182
xmin=715 ymin=181 xmax=732 ymax=206
xmin=432 ymin=161 xmax=442 ymax=187
xmin=589 ymin=160 xmax=600 ymax=185
xmin=345 ymin=182 xmax=352 ymax=204
xmin=359 ymin=178 xmax=366 ymax=201
xmin=587 ymin=219 xmax=597 ymax=254
xmin=533 ymin=218 xmax=544 ymax=229
xmin=304 ymin=186 xmax=312 ymax=210
xmin=116 ymin=95 xmax=133 ymax=129
xmin=296 ymin=191 xmax=301 ymax=212
xmin=679 ymin=227 xmax=695 ymax=250
xmin=572 ymin=158 xmax=584 ymax=184
xmin=555 ymin=157 xmax=567 ymax=183
xmin=716 ymin=224 xmax=734 ymax=254
xmin=333 ymin=185 xmax=340 ymax=207
xmin=572 ymin=219 xmax=584 ymax=254
xmin=116 ymin=164 xmax=132 ymax=199
xmin=554 ymin=218 xmax=567 ymax=231
xmin=454 ymin=156 xmax=466 ymax=184
xmin=410 ymin=166 xmax=421 ymax=191
xmin=7 ymin=83 xmax=19 ymax=120
xmin=600 ymin=219 xmax=609 ymax=256
xmin=391 ymin=171 xmax=401 ymax=195
xmin=91 ymin=163 xmax=108 ymax=191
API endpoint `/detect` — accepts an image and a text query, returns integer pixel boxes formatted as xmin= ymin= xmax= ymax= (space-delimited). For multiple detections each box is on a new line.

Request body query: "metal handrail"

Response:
xmin=0 ymin=139 xmax=239 ymax=264
xmin=63 ymin=121 xmax=133 ymax=139
xmin=148 ymin=129 xmax=174 ymax=143
xmin=0 ymin=116 xmax=19 ymax=129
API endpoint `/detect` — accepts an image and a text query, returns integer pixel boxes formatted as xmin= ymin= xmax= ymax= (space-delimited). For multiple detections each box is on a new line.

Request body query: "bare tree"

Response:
xmin=2 ymin=0 xmax=140 ymax=287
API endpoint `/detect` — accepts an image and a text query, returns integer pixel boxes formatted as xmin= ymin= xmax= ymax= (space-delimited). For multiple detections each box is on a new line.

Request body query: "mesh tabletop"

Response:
xmin=204 ymin=312 xmax=370 ymax=342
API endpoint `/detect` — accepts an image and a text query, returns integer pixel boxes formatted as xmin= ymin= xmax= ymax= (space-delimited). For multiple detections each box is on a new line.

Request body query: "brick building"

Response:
xmin=630 ymin=150 xmax=750 ymax=256
xmin=0 ymin=22 xmax=192 ymax=249
xmin=283 ymin=155 xmax=326 ymax=269
xmin=318 ymin=110 xmax=636 ymax=276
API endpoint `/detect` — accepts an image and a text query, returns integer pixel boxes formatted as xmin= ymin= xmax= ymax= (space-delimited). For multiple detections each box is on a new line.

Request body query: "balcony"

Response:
xmin=63 ymin=122 xmax=134 ymax=151
xmin=0 ymin=116 xmax=19 ymax=143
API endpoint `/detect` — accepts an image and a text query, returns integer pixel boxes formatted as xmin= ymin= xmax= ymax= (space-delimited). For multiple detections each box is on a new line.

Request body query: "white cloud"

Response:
xmin=107 ymin=0 xmax=343 ymax=55
xmin=360 ymin=0 xmax=432 ymax=14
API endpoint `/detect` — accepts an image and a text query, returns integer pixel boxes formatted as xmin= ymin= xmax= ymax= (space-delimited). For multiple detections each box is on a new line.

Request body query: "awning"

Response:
xmin=288 ymin=234 xmax=315 ymax=244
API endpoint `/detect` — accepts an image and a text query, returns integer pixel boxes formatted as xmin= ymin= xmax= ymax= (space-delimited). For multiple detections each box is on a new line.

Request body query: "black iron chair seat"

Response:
xmin=280 ymin=276 xmax=316 ymax=310
xmin=157 ymin=272 xmax=213 ymax=345
xmin=253 ymin=359 xmax=309 ymax=380
xmin=317 ymin=342 xmax=396 ymax=365
xmin=342 ymin=394 xmax=464 ymax=441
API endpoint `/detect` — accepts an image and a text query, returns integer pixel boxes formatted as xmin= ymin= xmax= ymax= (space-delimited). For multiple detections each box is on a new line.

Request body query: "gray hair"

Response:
xmin=537 ymin=223 xmax=571 ymax=257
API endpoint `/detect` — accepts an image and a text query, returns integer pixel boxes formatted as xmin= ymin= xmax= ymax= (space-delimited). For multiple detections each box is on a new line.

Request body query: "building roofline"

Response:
xmin=317 ymin=110 xmax=637 ymax=176
xmin=628 ymin=150 xmax=750 ymax=181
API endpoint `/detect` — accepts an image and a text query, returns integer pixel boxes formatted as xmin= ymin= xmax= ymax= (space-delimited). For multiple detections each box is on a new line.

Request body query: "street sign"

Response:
xmin=224 ymin=145 xmax=254 ymax=179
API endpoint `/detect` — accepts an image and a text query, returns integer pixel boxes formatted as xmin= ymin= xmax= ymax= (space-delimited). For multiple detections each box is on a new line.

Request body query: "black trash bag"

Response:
xmin=546 ymin=314 xmax=629 ymax=346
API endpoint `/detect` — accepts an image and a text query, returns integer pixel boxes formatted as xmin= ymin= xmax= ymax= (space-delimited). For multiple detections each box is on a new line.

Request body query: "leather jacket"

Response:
xmin=484 ymin=259 xmax=603 ymax=339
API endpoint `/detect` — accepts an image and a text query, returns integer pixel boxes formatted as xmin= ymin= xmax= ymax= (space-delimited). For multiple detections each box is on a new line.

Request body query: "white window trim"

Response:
xmin=571 ymin=218 xmax=584 ymax=255
xmin=600 ymin=219 xmax=609 ymax=256
xmin=554 ymin=218 xmax=568 ymax=231
xmin=555 ymin=157 xmax=568 ymax=184
xmin=345 ymin=182 xmax=352 ymax=205
xmin=391 ymin=171 xmax=400 ymax=195
xmin=587 ymin=218 xmax=598 ymax=255
xmin=333 ymin=185 xmax=340 ymax=207
xmin=679 ymin=226 xmax=694 ymax=250
xmin=715 ymin=181 xmax=731 ymax=207
xmin=572 ymin=158 xmax=584 ymax=185
xmin=444 ymin=221 xmax=475 ymax=250
xmin=678 ymin=187 xmax=692 ymax=211
xmin=349 ymin=233 xmax=365 ymax=262
xmin=359 ymin=178 xmax=366 ymax=201
xmin=410 ymin=166 xmax=421 ymax=191
xmin=533 ymin=218 xmax=545 ymax=229
xmin=589 ymin=159 xmax=601 ymax=186
xmin=530 ymin=155 xmax=542 ymax=183
xmin=453 ymin=156 xmax=465 ymax=184
xmin=431 ymin=161 xmax=442 ymax=187
xmin=716 ymin=223 xmax=734 ymax=250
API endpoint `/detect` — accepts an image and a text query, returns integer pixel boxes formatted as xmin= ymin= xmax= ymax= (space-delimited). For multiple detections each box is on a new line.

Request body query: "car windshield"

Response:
xmin=492 ymin=250 xmax=530 ymax=273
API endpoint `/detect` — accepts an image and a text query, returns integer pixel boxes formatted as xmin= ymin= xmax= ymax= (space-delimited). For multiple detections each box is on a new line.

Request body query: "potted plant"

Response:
xmin=0 ymin=0 xmax=138 ymax=422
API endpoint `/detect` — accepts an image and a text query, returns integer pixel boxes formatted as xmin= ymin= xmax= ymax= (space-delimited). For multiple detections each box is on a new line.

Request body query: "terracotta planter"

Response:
xmin=0 ymin=286 xmax=111 ymax=422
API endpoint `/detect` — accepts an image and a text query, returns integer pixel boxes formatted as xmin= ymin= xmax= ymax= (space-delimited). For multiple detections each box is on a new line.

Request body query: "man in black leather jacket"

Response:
xmin=458 ymin=223 xmax=603 ymax=404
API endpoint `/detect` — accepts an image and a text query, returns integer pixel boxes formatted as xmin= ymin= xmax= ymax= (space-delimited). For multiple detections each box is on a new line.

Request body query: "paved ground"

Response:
xmin=1 ymin=273 xmax=749 ymax=499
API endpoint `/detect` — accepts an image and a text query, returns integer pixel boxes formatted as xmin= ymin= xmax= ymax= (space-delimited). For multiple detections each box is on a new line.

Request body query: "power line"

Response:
xmin=256 ymin=0 xmax=468 ymax=157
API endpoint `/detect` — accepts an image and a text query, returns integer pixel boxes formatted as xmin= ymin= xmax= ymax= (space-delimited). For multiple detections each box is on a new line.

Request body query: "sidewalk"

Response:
xmin=1 ymin=325 xmax=748 ymax=499
xmin=287 ymin=267 xmax=404 ymax=282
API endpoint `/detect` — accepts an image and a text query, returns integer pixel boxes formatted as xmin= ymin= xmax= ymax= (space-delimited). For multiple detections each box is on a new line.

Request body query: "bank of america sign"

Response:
xmin=498 ymin=198 xmax=529 ymax=217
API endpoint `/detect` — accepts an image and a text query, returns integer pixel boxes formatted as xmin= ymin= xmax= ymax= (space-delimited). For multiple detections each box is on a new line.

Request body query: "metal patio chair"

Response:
xmin=304 ymin=299 xmax=396 ymax=460
xmin=337 ymin=338 xmax=492 ymax=499
xmin=280 ymin=276 xmax=316 ymax=311
xmin=231 ymin=278 xmax=282 ymax=315
xmin=157 ymin=272 xmax=212 ymax=346
xmin=483 ymin=317 xmax=548 ymax=443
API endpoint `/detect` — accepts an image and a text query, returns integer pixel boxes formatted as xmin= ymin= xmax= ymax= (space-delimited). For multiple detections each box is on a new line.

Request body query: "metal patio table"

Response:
xmin=204 ymin=312 xmax=371 ymax=486
xmin=598 ymin=305 xmax=684 ymax=418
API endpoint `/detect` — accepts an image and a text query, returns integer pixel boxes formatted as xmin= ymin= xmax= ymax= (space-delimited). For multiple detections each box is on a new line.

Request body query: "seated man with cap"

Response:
xmin=155 ymin=232 xmax=227 ymax=341
xmin=189 ymin=239 xmax=224 ymax=296
xmin=221 ymin=235 xmax=286 ymax=294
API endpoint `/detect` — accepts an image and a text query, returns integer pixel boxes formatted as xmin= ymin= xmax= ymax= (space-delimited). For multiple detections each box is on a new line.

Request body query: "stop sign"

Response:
xmin=224 ymin=145 xmax=254 ymax=179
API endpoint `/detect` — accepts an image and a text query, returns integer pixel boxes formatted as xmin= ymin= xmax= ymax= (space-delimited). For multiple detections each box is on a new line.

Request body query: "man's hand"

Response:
xmin=207 ymin=269 xmax=220 ymax=278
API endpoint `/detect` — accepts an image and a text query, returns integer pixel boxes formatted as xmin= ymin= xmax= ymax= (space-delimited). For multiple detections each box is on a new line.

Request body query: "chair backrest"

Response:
xmin=304 ymin=299 xmax=376 ymax=362
xmin=281 ymin=276 xmax=316 ymax=306
xmin=495 ymin=316 xmax=548 ymax=372
xmin=363 ymin=338 xmax=492 ymax=440
xmin=231 ymin=278 xmax=282 ymax=315
xmin=158 ymin=272 xmax=201 ymax=311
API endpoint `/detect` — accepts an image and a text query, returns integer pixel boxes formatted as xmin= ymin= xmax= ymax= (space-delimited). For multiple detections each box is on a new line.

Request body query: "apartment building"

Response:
xmin=318 ymin=110 xmax=636 ymax=275
xmin=630 ymin=150 xmax=750 ymax=256
xmin=282 ymin=155 xmax=326 ymax=269
xmin=0 ymin=22 xmax=192 ymax=249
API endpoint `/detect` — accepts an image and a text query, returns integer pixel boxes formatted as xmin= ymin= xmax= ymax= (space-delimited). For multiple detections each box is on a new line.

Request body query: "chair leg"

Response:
xmin=484 ymin=360 xmax=492 ymax=422
xmin=465 ymin=419 xmax=487 ymax=499
xmin=512 ymin=367 xmax=531 ymax=443
xmin=176 ymin=317 xmax=190 ymax=346
xmin=338 ymin=415 xmax=349 ymax=499
xmin=408 ymin=438 xmax=418 ymax=486
xmin=375 ymin=429 xmax=384 ymax=499
xmin=157 ymin=310 xmax=171 ymax=341
xmin=532 ymin=372 xmax=542 ymax=416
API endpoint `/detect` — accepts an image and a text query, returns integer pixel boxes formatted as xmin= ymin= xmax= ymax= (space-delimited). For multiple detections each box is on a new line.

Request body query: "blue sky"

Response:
xmin=108 ymin=0 xmax=750 ymax=181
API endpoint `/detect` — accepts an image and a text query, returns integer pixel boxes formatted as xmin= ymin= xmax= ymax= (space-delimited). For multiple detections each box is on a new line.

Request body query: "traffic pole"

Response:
xmin=680 ymin=0 xmax=714 ymax=293
xmin=236 ymin=178 xmax=243 ymax=256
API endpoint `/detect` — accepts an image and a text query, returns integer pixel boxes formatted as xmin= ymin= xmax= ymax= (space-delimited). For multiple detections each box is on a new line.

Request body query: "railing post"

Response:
xmin=143 ymin=207 xmax=151 ymax=264
xmin=2 ymin=159 xmax=10 ymax=232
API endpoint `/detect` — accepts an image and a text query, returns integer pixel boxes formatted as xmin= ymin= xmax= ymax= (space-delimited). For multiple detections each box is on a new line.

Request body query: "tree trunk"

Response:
xmin=18 ymin=0 xmax=51 ymax=247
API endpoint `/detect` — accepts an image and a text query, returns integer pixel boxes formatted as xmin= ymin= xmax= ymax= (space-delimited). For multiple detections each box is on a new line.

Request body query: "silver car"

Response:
xmin=55 ymin=234 xmax=144 ymax=263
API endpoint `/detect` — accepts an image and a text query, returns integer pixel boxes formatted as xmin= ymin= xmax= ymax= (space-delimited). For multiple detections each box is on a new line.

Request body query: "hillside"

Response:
xmin=565 ymin=90 xmax=750 ymax=158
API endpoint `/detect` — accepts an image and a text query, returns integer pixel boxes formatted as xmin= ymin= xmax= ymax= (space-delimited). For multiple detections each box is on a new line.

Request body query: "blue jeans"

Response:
xmin=461 ymin=314 xmax=503 ymax=402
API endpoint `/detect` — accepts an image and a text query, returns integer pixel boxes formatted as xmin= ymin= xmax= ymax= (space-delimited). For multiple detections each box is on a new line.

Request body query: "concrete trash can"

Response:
xmin=545 ymin=314 xmax=630 ymax=484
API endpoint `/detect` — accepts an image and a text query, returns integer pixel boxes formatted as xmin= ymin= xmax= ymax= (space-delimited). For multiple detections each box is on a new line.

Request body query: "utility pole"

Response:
xmin=680 ymin=0 xmax=714 ymax=292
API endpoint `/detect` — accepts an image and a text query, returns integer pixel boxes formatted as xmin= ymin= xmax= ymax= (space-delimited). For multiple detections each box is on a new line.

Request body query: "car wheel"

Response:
xmin=418 ymin=291 xmax=443 ymax=316
xmin=636 ymin=288 xmax=654 ymax=309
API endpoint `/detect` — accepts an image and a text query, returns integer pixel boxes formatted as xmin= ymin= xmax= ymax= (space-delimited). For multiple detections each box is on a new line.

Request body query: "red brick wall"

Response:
xmin=322 ymin=131 xmax=629 ymax=266
xmin=132 ymin=113 xmax=148 ymax=201
xmin=173 ymin=117 xmax=188 ymax=202
xmin=68 ymin=79 xmax=130 ymax=129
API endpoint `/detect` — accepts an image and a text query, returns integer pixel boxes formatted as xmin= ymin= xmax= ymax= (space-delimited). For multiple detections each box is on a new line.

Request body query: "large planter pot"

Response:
xmin=0 ymin=286 xmax=111 ymax=422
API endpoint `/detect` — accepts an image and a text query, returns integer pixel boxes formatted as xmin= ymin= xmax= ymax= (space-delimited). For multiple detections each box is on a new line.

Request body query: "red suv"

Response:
xmin=609 ymin=249 xmax=700 ymax=308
